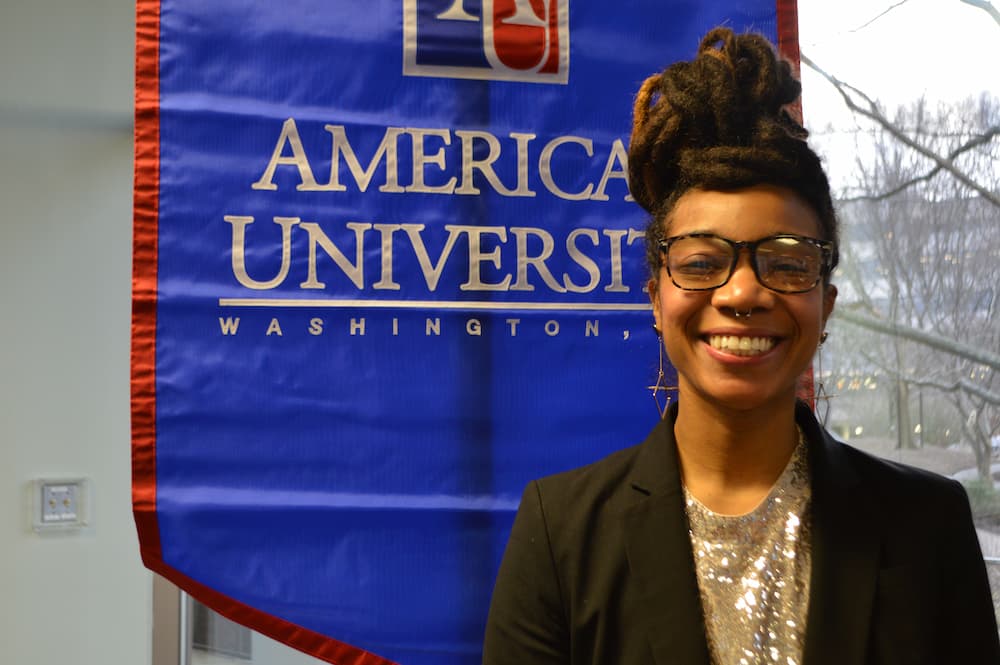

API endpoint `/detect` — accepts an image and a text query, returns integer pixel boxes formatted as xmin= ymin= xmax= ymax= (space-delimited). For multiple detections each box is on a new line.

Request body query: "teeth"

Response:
xmin=708 ymin=335 xmax=776 ymax=356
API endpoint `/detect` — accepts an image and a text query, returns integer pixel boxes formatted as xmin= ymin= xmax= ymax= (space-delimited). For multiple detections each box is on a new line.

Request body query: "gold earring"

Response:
xmin=649 ymin=327 xmax=677 ymax=418
xmin=815 ymin=331 xmax=833 ymax=426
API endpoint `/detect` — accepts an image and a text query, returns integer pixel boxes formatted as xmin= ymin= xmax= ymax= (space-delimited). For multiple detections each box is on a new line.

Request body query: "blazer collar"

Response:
xmin=624 ymin=403 xmax=712 ymax=665
xmin=799 ymin=402 xmax=881 ymax=665
xmin=622 ymin=402 xmax=881 ymax=665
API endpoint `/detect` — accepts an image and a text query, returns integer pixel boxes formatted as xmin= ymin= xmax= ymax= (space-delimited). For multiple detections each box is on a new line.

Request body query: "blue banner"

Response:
xmin=133 ymin=2 xmax=797 ymax=663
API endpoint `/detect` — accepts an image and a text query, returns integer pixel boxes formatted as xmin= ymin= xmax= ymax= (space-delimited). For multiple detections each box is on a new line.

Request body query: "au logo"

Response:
xmin=403 ymin=0 xmax=569 ymax=84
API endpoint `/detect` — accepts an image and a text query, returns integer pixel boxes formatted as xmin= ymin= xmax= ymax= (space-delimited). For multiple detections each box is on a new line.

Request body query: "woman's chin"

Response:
xmin=683 ymin=379 xmax=799 ymax=414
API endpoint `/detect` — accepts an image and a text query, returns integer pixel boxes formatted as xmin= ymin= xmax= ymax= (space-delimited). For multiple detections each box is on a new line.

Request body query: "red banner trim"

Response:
xmin=132 ymin=0 xmax=162 ymax=568
xmin=776 ymin=0 xmax=803 ymax=125
xmin=776 ymin=0 xmax=819 ymax=409
xmin=145 ymin=558 xmax=398 ymax=665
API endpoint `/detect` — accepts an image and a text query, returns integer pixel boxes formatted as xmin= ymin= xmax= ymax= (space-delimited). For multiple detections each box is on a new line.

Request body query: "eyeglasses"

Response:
xmin=658 ymin=233 xmax=833 ymax=294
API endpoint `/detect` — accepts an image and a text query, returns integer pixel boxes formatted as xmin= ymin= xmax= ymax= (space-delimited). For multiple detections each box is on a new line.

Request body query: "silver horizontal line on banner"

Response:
xmin=218 ymin=298 xmax=653 ymax=312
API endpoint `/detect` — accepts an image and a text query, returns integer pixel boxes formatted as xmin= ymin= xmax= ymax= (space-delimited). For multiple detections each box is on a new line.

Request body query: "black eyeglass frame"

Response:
xmin=657 ymin=233 xmax=835 ymax=294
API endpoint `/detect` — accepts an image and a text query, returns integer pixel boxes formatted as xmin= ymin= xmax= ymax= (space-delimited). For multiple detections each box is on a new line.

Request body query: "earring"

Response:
xmin=815 ymin=330 xmax=832 ymax=426
xmin=734 ymin=309 xmax=753 ymax=319
xmin=649 ymin=326 xmax=677 ymax=419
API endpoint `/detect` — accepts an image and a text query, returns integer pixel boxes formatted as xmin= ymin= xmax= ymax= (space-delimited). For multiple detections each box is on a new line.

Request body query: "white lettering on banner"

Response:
xmin=231 ymin=316 xmax=613 ymax=339
xmin=251 ymin=119 xmax=632 ymax=202
xmin=251 ymin=119 xmax=321 ymax=191
xmin=226 ymin=216 xmax=644 ymax=295
xmin=409 ymin=128 xmax=457 ymax=194
xmin=453 ymin=130 xmax=535 ymax=197
xmin=591 ymin=139 xmax=631 ymax=202
xmin=602 ymin=229 xmax=644 ymax=293
xmin=509 ymin=226 xmax=565 ymax=293
xmin=457 ymin=225 xmax=512 ymax=291
xmin=225 ymin=216 xmax=300 ymax=290
xmin=564 ymin=228 xmax=601 ymax=293
xmin=219 ymin=317 xmax=241 ymax=335
xmin=298 ymin=222 xmax=370 ymax=290
xmin=323 ymin=125 xmax=405 ymax=193
xmin=538 ymin=135 xmax=593 ymax=201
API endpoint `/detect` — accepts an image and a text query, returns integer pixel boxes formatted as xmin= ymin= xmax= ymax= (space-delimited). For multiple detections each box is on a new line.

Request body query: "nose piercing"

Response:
xmin=734 ymin=309 xmax=753 ymax=319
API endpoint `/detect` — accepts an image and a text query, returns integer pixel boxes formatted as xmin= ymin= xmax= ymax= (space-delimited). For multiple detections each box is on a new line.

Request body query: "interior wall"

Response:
xmin=0 ymin=2 xmax=151 ymax=664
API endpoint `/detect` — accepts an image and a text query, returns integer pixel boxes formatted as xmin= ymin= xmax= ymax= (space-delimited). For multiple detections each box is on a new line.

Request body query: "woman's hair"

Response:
xmin=628 ymin=27 xmax=839 ymax=277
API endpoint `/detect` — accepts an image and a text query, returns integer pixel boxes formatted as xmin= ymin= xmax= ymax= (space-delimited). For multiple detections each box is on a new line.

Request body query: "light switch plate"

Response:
xmin=33 ymin=478 xmax=90 ymax=532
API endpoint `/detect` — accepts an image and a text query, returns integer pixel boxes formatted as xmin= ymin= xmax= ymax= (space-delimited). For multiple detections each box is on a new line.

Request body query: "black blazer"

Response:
xmin=483 ymin=402 xmax=1000 ymax=664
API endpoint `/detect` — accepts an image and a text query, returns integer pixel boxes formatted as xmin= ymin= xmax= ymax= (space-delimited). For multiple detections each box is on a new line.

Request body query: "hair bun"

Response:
xmin=628 ymin=27 xmax=811 ymax=215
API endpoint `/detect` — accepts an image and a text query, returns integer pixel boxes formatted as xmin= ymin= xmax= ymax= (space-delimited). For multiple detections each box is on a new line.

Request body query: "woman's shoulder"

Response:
xmin=536 ymin=440 xmax=644 ymax=495
xmin=798 ymin=402 xmax=969 ymax=509
xmin=525 ymin=419 xmax=674 ymax=528
xmin=819 ymin=433 xmax=972 ymax=517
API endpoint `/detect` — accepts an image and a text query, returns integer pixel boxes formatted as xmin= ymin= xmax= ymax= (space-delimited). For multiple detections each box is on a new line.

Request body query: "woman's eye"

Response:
xmin=771 ymin=257 xmax=811 ymax=274
xmin=674 ymin=254 xmax=727 ymax=275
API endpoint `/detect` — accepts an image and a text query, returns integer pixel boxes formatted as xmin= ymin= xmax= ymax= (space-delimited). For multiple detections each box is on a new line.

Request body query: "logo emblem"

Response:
xmin=403 ymin=0 xmax=569 ymax=84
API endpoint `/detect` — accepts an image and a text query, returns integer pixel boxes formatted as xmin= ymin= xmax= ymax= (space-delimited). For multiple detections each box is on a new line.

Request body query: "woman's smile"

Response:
xmin=705 ymin=332 xmax=778 ymax=358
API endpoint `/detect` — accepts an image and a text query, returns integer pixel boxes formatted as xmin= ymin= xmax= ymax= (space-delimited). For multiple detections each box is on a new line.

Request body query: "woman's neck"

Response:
xmin=673 ymin=391 xmax=800 ymax=516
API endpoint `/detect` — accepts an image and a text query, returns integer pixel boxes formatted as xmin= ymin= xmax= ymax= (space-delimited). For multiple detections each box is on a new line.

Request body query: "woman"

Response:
xmin=482 ymin=28 xmax=999 ymax=665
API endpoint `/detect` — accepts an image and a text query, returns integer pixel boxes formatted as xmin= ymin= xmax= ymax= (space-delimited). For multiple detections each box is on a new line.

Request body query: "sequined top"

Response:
xmin=684 ymin=435 xmax=812 ymax=665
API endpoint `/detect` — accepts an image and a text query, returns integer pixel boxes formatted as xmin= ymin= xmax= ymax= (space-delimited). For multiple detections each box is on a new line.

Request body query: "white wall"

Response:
xmin=0 ymin=2 xmax=151 ymax=665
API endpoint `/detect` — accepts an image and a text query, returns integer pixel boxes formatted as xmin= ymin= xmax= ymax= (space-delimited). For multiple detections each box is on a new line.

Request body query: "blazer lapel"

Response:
xmin=620 ymin=403 xmax=881 ymax=665
xmin=799 ymin=403 xmax=881 ymax=665
xmin=623 ymin=405 xmax=712 ymax=665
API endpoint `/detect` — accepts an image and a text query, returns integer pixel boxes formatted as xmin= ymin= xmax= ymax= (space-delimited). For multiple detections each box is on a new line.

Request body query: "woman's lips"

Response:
xmin=706 ymin=334 xmax=777 ymax=357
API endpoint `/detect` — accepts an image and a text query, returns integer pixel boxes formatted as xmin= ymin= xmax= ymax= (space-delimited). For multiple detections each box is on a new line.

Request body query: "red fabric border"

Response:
xmin=776 ymin=0 xmax=817 ymax=408
xmin=132 ymin=0 xmax=162 ymax=569
xmin=145 ymin=558 xmax=397 ymax=665
xmin=130 ymin=3 xmax=396 ymax=663
xmin=776 ymin=0 xmax=803 ymax=125
xmin=775 ymin=0 xmax=801 ymax=69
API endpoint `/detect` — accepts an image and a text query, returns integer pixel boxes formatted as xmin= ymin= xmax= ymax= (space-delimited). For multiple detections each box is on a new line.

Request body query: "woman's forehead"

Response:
xmin=665 ymin=186 xmax=823 ymax=240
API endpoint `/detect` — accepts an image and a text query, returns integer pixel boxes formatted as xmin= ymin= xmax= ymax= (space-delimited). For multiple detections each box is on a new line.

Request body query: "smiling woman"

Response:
xmin=482 ymin=27 xmax=1000 ymax=665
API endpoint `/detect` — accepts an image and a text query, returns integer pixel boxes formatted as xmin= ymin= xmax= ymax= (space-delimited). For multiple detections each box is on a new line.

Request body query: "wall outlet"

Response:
xmin=33 ymin=478 xmax=90 ymax=532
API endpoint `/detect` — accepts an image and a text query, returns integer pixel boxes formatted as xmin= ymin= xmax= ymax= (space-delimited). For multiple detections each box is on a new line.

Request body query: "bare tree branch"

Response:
xmin=840 ymin=171 xmax=938 ymax=203
xmin=902 ymin=375 xmax=999 ymax=406
xmin=802 ymin=53 xmax=1000 ymax=207
xmin=834 ymin=238 xmax=880 ymax=315
xmin=840 ymin=126 xmax=1000 ymax=202
xmin=834 ymin=307 xmax=1000 ymax=371
xmin=857 ymin=350 xmax=1000 ymax=405
xmin=960 ymin=0 xmax=1000 ymax=27
xmin=850 ymin=0 xmax=912 ymax=32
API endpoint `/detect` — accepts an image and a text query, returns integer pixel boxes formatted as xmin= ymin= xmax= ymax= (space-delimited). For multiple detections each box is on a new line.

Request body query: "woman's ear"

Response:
xmin=822 ymin=283 xmax=838 ymax=326
xmin=648 ymin=278 xmax=663 ymax=333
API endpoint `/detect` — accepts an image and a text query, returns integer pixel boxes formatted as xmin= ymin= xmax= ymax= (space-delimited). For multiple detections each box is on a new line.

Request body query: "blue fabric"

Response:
xmin=150 ymin=1 xmax=781 ymax=662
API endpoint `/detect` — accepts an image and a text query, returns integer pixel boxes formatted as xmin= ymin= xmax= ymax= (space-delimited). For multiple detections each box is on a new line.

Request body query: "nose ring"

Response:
xmin=734 ymin=309 xmax=753 ymax=319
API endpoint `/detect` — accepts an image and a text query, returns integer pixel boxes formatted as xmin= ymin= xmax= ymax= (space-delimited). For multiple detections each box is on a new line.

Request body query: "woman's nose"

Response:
xmin=711 ymin=255 xmax=773 ymax=311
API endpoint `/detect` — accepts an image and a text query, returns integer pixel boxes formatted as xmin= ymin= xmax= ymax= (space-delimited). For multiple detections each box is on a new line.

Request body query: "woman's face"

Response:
xmin=649 ymin=185 xmax=837 ymax=413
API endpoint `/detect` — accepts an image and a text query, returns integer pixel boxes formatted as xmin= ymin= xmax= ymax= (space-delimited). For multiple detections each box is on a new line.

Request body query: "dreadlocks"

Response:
xmin=628 ymin=27 xmax=839 ymax=276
